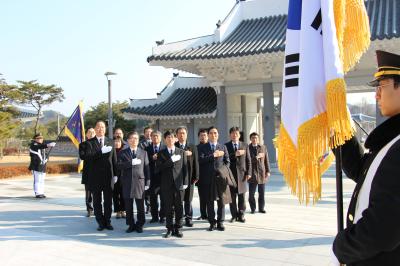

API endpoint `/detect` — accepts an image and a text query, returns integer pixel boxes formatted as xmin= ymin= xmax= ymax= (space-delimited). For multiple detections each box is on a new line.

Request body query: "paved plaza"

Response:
xmin=0 ymin=167 xmax=354 ymax=266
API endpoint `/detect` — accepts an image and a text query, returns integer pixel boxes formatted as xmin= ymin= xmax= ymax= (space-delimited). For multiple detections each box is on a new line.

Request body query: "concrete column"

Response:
xmin=241 ymin=95 xmax=247 ymax=141
xmin=217 ymin=86 xmax=228 ymax=143
xmin=375 ymin=100 xmax=387 ymax=126
xmin=263 ymin=83 xmax=276 ymax=163
xmin=257 ymin=97 xmax=263 ymax=143
xmin=188 ymin=119 xmax=195 ymax=144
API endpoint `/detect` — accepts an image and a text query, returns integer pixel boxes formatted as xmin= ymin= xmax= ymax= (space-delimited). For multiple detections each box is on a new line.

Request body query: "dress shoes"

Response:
xmin=149 ymin=218 xmax=159 ymax=223
xmin=185 ymin=219 xmax=193 ymax=227
xmin=97 ymin=225 xmax=105 ymax=231
xmin=163 ymin=229 xmax=173 ymax=238
xmin=159 ymin=217 xmax=165 ymax=224
xmin=136 ymin=226 xmax=143 ymax=233
xmin=174 ymin=228 xmax=183 ymax=238
xmin=105 ymin=224 xmax=114 ymax=230
xmin=259 ymin=210 xmax=266 ymax=214
xmin=207 ymin=224 xmax=216 ymax=231
xmin=229 ymin=217 xmax=236 ymax=223
xmin=250 ymin=210 xmax=255 ymax=214
xmin=216 ymin=223 xmax=225 ymax=231
xmin=237 ymin=216 xmax=246 ymax=223
xmin=126 ymin=225 xmax=136 ymax=233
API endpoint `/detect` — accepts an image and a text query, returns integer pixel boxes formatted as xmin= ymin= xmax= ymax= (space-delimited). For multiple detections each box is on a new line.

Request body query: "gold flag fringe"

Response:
xmin=277 ymin=0 xmax=370 ymax=204
xmin=326 ymin=78 xmax=355 ymax=148
xmin=334 ymin=0 xmax=371 ymax=73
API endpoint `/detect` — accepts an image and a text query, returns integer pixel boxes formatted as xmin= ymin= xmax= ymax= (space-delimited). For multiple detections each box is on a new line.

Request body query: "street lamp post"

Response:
xmin=104 ymin=71 xmax=117 ymax=139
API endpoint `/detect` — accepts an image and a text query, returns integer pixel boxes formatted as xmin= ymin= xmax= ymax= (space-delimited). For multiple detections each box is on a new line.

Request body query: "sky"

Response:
xmin=0 ymin=0 xmax=233 ymax=116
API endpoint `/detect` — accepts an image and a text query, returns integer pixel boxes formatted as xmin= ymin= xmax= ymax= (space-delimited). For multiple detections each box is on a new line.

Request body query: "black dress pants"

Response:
xmin=229 ymin=186 xmax=246 ymax=219
xmin=84 ymin=184 xmax=93 ymax=212
xmin=150 ymin=188 xmax=165 ymax=220
xmin=92 ymin=188 xmax=113 ymax=226
xmin=248 ymin=183 xmax=265 ymax=212
xmin=162 ymin=186 xmax=183 ymax=229
xmin=112 ymin=180 xmax=125 ymax=212
xmin=184 ymin=185 xmax=193 ymax=221
xmin=124 ymin=198 xmax=145 ymax=227
xmin=197 ymin=184 xmax=208 ymax=218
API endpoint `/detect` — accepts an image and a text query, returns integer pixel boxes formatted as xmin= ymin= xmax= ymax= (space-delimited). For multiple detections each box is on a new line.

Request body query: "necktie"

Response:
xmin=99 ymin=138 xmax=103 ymax=148
xmin=132 ymin=150 xmax=136 ymax=159
xmin=170 ymin=149 xmax=173 ymax=156
xmin=181 ymin=144 xmax=185 ymax=149
xmin=154 ymin=146 xmax=158 ymax=153
xmin=234 ymin=143 xmax=238 ymax=152
xmin=211 ymin=144 xmax=215 ymax=152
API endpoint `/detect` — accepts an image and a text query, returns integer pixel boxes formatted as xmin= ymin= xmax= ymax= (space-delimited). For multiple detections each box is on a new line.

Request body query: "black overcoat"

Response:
xmin=333 ymin=114 xmax=400 ymax=265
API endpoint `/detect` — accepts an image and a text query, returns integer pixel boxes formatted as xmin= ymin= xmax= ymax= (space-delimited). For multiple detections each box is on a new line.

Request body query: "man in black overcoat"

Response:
xmin=198 ymin=126 xmax=230 ymax=232
xmin=332 ymin=50 xmax=400 ymax=265
xmin=175 ymin=126 xmax=199 ymax=227
xmin=83 ymin=120 xmax=118 ymax=231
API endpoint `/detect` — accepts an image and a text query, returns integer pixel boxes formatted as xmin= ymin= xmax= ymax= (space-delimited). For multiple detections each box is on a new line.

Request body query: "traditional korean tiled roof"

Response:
xmin=148 ymin=0 xmax=399 ymax=62
xmin=124 ymin=87 xmax=216 ymax=119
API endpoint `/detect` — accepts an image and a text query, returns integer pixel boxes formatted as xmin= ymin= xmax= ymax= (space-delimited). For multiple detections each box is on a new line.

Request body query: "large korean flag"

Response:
xmin=277 ymin=0 xmax=370 ymax=204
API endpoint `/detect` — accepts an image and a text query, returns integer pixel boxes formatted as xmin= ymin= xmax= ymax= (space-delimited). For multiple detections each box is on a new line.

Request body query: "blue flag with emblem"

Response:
xmin=65 ymin=102 xmax=85 ymax=172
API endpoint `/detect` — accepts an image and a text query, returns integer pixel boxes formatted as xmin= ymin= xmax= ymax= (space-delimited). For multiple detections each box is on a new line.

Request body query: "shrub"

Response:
xmin=0 ymin=163 xmax=77 ymax=179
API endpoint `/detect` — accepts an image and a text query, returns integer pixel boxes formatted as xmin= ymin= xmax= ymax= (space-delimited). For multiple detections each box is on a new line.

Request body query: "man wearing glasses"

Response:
xmin=332 ymin=50 xmax=400 ymax=265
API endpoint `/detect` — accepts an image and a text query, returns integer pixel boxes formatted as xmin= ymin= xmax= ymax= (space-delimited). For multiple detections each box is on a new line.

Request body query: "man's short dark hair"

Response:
xmin=249 ymin=132 xmax=259 ymax=139
xmin=207 ymin=126 xmax=218 ymax=134
xmin=229 ymin=126 xmax=240 ymax=134
xmin=198 ymin=128 xmax=207 ymax=136
xmin=393 ymin=76 xmax=400 ymax=88
xmin=143 ymin=126 xmax=152 ymax=133
xmin=176 ymin=126 xmax=188 ymax=134
xmin=151 ymin=130 xmax=162 ymax=137
xmin=127 ymin=131 xmax=139 ymax=139
xmin=164 ymin=130 xmax=175 ymax=138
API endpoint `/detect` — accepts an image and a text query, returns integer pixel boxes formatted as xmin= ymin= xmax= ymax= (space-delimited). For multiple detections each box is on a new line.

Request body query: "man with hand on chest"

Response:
xmin=175 ymin=126 xmax=199 ymax=227
xmin=225 ymin=127 xmax=251 ymax=223
xmin=157 ymin=130 xmax=188 ymax=238
xmin=83 ymin=120 xmax=117 ymax=231
xmin=145 ymin=130 xmax=166 ymax=223
xmin=117 ymin=131 xmax=150 ymax=233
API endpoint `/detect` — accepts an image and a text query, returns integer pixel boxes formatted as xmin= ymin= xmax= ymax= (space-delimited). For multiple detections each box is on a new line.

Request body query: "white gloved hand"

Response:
xmin=171 ymin=154 xmax=181 ymax=162
xmin=183 ymin=185 xmax=188 ymax=190
xmin=101 ymin=145 xmax=112 ymax=154
xmin=47 ymin=142 xmax=56 ymax=148
xmin=132 ymin=158 xmax=142 ymax=165
xmin=145 ymin=186 xmax=149 ymax=191
xmin=112 ymin=176 xmax=118 ymax=184
xmin=42 ymin=159 xmax=48 ymax=165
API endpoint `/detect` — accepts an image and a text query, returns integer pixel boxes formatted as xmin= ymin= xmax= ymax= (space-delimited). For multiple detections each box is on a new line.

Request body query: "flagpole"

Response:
xmin=47 ymin=122 xmax=68 ymax=158
xmin=335 ymin=146 xmax=344 ymax=232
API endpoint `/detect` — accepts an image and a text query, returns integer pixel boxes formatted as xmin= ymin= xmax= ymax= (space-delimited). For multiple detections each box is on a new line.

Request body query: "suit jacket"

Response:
xmin=248 ymin=144 xmax=270 ymax=184
xmin=117 ymin=147 xmax=150 ymax=199
xmin=333 ymin=114 xmax=400 ymax=266
xmin=139 ymin=139 xmax=151 ymax=150
xmin=28 ymin=141 xmax=48 ymax=173
xmin=225 ymin=141 xmax=251 ymax=194
xmin=156 ymin=147 xmax=188 ymax=192
xmin=79 ymin=141 xmax=90 ymax=185
xmin=198 ymin=142 xmax=230 ymax=186
xmin=81 ymin=137 xmax=117 ymax=192
xmin=145 ymin=143 xmax=166 ymax=192
xmin=175 ymin=142 xmax=199 ymax=201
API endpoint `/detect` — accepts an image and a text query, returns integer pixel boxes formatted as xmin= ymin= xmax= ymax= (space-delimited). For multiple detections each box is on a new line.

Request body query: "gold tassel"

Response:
xmin=276 ymin=124 xmax=299 ymax=200
xmin=297 ymin=113 xmax=331 ymax=204
xmin=326 ymin=78 xmax=354 ymax=148
xmin=334 ymin=0 xmax=371 ymax=73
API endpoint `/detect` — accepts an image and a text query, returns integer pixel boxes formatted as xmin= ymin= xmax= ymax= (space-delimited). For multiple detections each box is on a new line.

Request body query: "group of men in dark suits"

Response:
xmin=79 ymin=120 xmax=271 ymax=238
